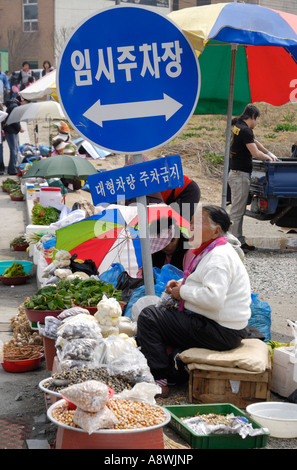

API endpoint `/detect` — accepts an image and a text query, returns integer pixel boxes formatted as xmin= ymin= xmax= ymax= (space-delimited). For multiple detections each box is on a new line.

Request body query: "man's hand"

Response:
xmin=267 ymin=151 xmax=278 ymax=161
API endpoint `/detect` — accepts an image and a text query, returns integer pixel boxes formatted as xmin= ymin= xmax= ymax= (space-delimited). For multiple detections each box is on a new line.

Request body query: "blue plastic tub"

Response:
xmin=0 ymin=260 xmax=34 ymax=275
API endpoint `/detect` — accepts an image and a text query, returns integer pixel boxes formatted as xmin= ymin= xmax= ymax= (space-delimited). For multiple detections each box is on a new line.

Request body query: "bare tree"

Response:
xmin=7 ymin=27 xmax=38 ymax=71
xmin=53 ymin=26 xmax=74 ymax=65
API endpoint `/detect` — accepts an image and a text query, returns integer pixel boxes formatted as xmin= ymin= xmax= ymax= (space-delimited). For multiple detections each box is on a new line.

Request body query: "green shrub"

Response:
xmin=274 ymin=123 xmax=297 ymax=132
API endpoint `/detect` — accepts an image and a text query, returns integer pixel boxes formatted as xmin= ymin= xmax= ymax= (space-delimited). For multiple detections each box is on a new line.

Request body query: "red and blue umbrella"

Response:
xmin=169 ymin=2 xmax=297 ymax=206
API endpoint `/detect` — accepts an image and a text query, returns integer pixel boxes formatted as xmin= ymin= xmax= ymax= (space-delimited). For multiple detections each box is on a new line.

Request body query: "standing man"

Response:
xmin=228 ymin=104 xmax=277 ymax=253
xmin=0 ymin=67 xmax=10 ymax=104
xmin=0 ymin=103 xmax=8 ymax=175
xmin=3 ymin=95 xmax=25 ymax=175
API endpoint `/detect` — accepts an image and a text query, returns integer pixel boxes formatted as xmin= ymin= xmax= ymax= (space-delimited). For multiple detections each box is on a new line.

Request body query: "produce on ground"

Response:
xmin=3 ymin=344 xmax=44 ymax=360
xmin=59 ymin=278 xmax=122 ymax=307
xmin=52 ymin=398 xmax=166 ymax=430
xmin=8 ymin=308 xmax=43 ymax=347
xmin=24 ymin=278 xmax=123 ymax=310
xmin=42 ymin=366 xmax=134 ymax=394
xmin=2 ymin=178 xmax=20 ymax=192
xmin=10 ymin=189 xmax=23 ymax=198
xmin=9 ymin=235 xmax=28 ymax=248
xmin=31 ymin=202 xmax=60 ymax=225
xmin=3 ymin=262 xmax=26 ymax=277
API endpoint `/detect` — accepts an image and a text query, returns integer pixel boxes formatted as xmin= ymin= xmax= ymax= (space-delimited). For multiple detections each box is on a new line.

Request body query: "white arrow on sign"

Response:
xmin=83 ymin=93 xmax=182 ymax=127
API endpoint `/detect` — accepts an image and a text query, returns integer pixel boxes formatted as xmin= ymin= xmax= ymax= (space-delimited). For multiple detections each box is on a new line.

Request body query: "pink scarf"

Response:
xmin=179 ymin=236 xmax=227 ymax=311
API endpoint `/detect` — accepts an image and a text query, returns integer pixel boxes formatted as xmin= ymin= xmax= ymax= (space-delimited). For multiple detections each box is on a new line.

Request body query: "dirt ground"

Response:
xmin=26 ymin=100 xmax=297 ymax=209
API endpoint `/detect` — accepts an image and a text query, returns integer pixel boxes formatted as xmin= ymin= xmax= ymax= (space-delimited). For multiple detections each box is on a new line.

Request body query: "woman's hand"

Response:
xmin=166 ymin=279 xmax=182 ymax=300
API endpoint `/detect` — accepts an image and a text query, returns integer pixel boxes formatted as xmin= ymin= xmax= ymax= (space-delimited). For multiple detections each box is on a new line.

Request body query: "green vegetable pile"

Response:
xmin=32 ymin=203 xmax=60 ymax=225
xmin=3 ymin=262 xmax=26 ymax=278
xmin=24 ymin=284 xmax=73 ymax=311
xmin=24 ymin=278 xmax=122 ymax=311
xmin=10 ymin=235 xmax=28 ymax=248
xmin=2 ymin=178 xmax=20 ymax=193
xmin=58 ymin=278 xmax=122 ymax=307
xmin=10 ymin=189 xmax=23 ymax=198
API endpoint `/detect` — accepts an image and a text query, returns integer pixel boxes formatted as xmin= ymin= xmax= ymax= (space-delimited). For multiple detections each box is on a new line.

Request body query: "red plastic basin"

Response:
xmin=1 ymin=355 xmax=43 ymax=373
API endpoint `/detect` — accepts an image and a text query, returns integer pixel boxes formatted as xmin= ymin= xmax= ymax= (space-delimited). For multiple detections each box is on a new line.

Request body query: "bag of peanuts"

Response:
xmin=61 ymin=380 xmax=109 ymax=412
xmin=73 ymin=405 xmax=118 ymax=434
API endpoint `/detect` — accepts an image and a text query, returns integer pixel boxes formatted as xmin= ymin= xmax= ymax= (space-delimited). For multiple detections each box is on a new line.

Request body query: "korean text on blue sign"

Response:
xmin=87 ymin=155 xmax=184 ymax=206
xmin=57 ymin=6 xmax=200 ymax=154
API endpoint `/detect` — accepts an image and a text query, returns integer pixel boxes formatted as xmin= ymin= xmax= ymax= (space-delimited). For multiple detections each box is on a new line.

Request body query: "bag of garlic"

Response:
xmin=94 ymin=296 xmax=122 ymax=334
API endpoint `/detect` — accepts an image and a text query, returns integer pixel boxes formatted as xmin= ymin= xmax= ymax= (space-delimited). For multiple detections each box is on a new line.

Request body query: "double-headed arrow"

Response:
xmin=83 ymin=93 xmax=182 ymax=127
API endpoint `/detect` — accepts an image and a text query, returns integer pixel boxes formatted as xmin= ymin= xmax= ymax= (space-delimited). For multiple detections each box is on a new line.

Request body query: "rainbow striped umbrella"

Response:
xmin=169 ymin=2 xmax=297 ymax=206
xmin=55 ymin=204 xmax=189 ymax=277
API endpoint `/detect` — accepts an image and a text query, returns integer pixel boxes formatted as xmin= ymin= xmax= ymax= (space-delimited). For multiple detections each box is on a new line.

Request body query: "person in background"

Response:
xmin=17 ymin=61 xmax=34 ymax=91
xmin=42 ymin=60 xmax=54 ymax=76
xmin=136 ymin=216 xmax=190 ymax=279
xmin=0 ymin=103 xmax=8 ymax=175
xmin=3 ymin=95 xmax=26 ymax=175
xmin=150 ymin=216 xmax=189 ymax=272
xmin=228 ymin=104 xmax=277 ymax=254
xmin=0 ymin=67 xmax=10 ymax=104
xmin=9 ymin=72 xmax=19 ymax=99
xmin=136 ymin=205 xmax=251 ymax=397
xmin=161 ymin=175 xmax=201 ymax=223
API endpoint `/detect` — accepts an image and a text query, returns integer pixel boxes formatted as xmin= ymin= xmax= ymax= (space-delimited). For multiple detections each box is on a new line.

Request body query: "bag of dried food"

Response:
xmin=57 ymin=314 xmax=102 ymax=341
xmin=61 ymin=380 xmax=110 ymax=412
xmin=57 ymin=307 xmax=90 ymax=321
xmin=73 ymin=406 xmax=118 ymax=434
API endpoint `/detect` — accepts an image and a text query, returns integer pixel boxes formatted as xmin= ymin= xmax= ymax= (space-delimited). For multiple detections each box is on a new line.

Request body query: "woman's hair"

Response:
xmin=43 ymin=60 xmax=52 ymax=68
xmin=232 ymin=104 xmax=260 ymax=126
xmin=203 ymin=205 xmax=231 ymax=234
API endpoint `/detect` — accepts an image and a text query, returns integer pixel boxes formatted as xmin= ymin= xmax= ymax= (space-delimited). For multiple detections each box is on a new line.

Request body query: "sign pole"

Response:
xmin=133 ymin=154 xmax=155 ymax=295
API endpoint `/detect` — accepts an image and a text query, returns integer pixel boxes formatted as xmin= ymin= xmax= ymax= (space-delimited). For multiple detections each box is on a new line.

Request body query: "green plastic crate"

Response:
xmin=164 ymin=403 xmax=269 ymax=449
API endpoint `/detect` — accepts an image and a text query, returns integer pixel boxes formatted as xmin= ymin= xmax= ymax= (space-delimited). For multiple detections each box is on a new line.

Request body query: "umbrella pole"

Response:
xmin=133 ymin=154 xmax=155 ymax=296
xmin=222 ymin=44 xmax=237 ymax=209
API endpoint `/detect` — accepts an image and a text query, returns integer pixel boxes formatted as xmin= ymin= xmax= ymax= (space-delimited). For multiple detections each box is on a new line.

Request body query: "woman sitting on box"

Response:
xmin=136 ymin=204 xmax=251 ymax=397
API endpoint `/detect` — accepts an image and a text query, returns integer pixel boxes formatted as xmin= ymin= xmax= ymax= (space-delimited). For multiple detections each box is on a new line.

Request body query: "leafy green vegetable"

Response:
xmin=24 ymin=278 xmax=122 ymax=310
xmin=3 ymin=262 xmax=26 ymax=277
xmin=31 ymin=203 xmax=60 ymax=226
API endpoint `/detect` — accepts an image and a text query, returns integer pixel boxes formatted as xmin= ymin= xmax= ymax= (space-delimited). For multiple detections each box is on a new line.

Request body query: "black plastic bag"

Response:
xmin=70 ymin=254 xmax=98 ymax=276
xmin=115 ymin=271 xmax=144 ymax=302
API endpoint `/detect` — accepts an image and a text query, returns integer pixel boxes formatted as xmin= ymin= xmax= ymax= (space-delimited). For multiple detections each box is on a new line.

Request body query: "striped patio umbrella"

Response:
xmin=168 ymin=2 xmax=297 ymax=206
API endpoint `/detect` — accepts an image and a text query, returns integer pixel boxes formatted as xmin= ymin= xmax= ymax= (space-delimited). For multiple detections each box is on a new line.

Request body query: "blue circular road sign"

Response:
xmin=57 ymin=5 xmax=200 ymax=154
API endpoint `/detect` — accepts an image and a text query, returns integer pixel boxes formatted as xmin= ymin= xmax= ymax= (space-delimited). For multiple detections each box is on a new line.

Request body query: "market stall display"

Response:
xmin=47 ymin=397 xmax=171 ymax=449
xmin=0 ymin=260 xmax=33 ymax=275
xmin=0 ymin=262 xmax=30 ymax=285
xmin=1 ymin=344 xmax=44 ymax=372
xmin=10 ymin=235 xmax=29 ymax=252
xmin=165 ymin=404 xmax=269 ymax=449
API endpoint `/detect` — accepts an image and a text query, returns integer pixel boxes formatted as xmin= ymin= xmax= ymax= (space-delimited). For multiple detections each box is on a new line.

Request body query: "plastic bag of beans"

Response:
xmin=61 ymin=380 xmax=109 ymax=412
xmin=73 ymin=406 xmax=118 ymax=434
